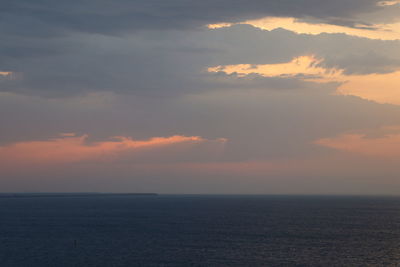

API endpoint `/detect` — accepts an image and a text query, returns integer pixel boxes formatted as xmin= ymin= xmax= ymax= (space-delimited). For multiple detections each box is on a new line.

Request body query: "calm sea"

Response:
xmin=0 ymin=194 xmax=399 ymax=266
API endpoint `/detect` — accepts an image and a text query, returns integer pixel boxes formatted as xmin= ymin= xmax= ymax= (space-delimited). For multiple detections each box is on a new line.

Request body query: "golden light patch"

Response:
xmin=0 ymin=72 xmax=12 ymax=76
xmin=208 ymin=55 xmax=343 ymax=81
xmin=208 ymin=17 xmax=400 ymax=40
xmin=336 ymin=70 xmax=400 ymax=105
xmin=377 ymin=0 xmax=400 ymax=6
xmin=208 ymin=55 xmax=400 ymax=105
xmin=207 ymin=23 xmax=233 ymax=29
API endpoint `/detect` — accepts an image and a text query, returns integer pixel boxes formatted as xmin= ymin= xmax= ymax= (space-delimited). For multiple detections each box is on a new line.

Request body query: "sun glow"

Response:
xmin=208 ymin=55 xmax=343 ymax=81
xmin=208 ymin=55 xmax=400 ymax=105
xmin=208 ymin=17 xmax=400 ymax=40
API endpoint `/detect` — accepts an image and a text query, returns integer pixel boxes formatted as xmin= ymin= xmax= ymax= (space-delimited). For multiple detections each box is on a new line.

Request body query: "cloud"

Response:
xmin=1 ymin=0 xmax=384 ymax=37
xmin=0 ymin=134 xmax=227 ymax=169
xmin=377 ymin=0 xmax=400 ymax=6
xmin=2 ymin=1 xmax=400 ymax=194
xmin=208 ymin=55 xmax=343 ymax=80
xmin=336 ymin=70 xmax=400 ymax=105
xmin=2 ymin=77 xmax=400 ymax=162
xmin=210 ymin=16 xmax=400 ymax=40
xmin=315 ymin=125 xmax=400 ymax=157
xmin=209 ymin=54 xmax=400 ymax=105
xmin=0 ymin=72 xmax=15 ymax=82
xmin=0 ymin=0 xmax=397 ymax=99
xmin=1 ymin=23 xmax=398 ymax=98
xmin=2 ymin=90 xmax=400 ymax=193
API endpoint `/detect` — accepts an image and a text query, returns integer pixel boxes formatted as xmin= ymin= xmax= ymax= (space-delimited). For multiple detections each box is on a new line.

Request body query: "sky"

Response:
xmin=1 ymin=0 xmax=400 ymax=194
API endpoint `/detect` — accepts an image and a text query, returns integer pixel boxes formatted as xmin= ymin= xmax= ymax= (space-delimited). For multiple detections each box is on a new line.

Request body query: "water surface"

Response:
xmin=0 ymin=195 xmax=399 ymax=266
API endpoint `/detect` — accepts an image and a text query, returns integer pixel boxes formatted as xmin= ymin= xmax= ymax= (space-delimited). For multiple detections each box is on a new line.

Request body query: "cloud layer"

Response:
xmin=1 ymin=0 xmax=400 ymax=194
xmin=0 ymin=134 xmax=227 ymax=168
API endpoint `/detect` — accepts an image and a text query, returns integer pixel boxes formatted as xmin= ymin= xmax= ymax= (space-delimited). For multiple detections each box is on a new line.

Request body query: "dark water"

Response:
xmin=1 ymin=195 xmax=400 ymax=266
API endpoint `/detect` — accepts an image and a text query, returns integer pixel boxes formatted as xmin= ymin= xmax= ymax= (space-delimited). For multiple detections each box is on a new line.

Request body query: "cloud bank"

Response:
xmin=1 ymin=0 xmax=400 ymax=194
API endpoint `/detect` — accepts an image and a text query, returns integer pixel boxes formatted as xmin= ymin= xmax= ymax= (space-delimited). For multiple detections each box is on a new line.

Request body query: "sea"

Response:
xmin=0 ymin=194 xmax=399 ymax=266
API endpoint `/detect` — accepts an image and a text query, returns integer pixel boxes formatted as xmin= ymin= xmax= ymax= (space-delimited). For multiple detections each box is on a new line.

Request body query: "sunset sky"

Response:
xmin=1 ymin=0 xmax=400 ymax=194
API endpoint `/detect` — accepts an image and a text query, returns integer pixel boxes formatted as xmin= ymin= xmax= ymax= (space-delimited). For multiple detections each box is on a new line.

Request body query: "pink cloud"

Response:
xmin=314 ymin=126 xmax=400 ymax=157
xmin=0 ymin=134 xmax=227 ymax=169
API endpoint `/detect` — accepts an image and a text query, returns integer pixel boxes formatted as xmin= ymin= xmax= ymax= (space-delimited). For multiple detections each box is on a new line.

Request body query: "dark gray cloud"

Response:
xmin=1 ymin=0 xmax=383 ymax=36
xmin=355 ymin=3 xmax=400 ymax=24
xmin=1 ymin=1 xmax=398 ymax=97
xmin=1 ymin=24 xmax=399 ymax=97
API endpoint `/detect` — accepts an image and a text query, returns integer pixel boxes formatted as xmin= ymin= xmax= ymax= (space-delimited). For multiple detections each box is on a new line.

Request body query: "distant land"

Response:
xmin=0 ymin=193 xmax=158 ymax=198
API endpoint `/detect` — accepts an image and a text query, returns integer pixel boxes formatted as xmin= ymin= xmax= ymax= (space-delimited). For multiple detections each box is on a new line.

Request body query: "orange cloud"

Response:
xmin=315 ymin=126 xmax=400 ymax=157
xmin=0 ymin=134 xmax=227 ymax=168
xmin=208 ymin=17 xmax=400 ymax=40
xmin=208 ymin=55 xmax=343 ymax=81
xmin=378 ymin=0 xmax=400 ymax=6
xmin=208 ymin=55 xmax=400 ymax=105
xmin=335 ymin=71 xmax=400 ymax=105
xmin=0 ymin=71 xmax=12 ymax=77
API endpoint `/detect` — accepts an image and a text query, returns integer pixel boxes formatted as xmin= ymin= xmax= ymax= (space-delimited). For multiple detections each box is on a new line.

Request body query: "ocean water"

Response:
xmin=0 ymin=195 xmax=400 ymax=266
